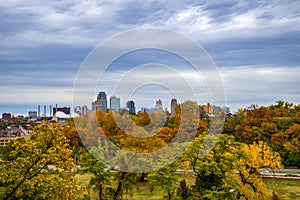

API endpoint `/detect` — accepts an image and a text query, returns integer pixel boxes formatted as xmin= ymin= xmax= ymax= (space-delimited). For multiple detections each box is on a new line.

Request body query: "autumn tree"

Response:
xmin=183 ymin=134 xmax=282 ymax=200
xmin=296 ymin=110 xmax=300 ymax=123
xmin=0 ymin=123 xmax=82 ymax=200
xmin=138 ymin=112 xmax=151 ymax=126
xmin=221 ymin=101 xmax=300 ymax=167
xmin=284 ymin=137 xmax=300 ymax=167
xmin=232 ymin=141 xmax=282 ymax=199
xmin=282 ymin=124 xmax=300 ymax=167
xmin=62 ymin=119 xmax=84 ymax=164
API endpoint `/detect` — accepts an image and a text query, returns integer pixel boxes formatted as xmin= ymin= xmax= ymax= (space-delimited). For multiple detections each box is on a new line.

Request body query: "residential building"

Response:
xmin=2 ymin=113 xmax=11 ymax=120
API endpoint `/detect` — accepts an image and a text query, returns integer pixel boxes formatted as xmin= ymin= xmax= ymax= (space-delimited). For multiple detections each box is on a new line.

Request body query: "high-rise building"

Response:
xmin=92 ymin=100 xmax=101 ymax=111
xmin=98 ymin=92 xmax=108 ymax=112
xmin=126 ymin=100 xmax=136 ymax=114
xmin=82 ymin=105 xmax=88 ymax=114
xmin=92 ymin=92 xmax=108 ymax=112
xmin=156 ymin=99 xmax=163 ymax=111
xmin=110 ymin=95 xmax=120 ymax=112
xmin=203 ymin=103 xmax=213 ymax=114
xmin=74 ymin=106 xmax=82 ymax=115
xmin=171 ymin=99 xmax=178 ymax=115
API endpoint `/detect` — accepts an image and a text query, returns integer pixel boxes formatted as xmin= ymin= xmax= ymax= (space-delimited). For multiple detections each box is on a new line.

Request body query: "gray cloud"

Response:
xmin=0 ymin=0 xmax=300 ymax=114
xmin=221 ymin=66 xmax=300 ymax=111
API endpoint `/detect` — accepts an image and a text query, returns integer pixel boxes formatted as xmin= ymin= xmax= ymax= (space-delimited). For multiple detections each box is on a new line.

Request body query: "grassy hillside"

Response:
xmin=76 ymin=174 xmax=300 ymax=200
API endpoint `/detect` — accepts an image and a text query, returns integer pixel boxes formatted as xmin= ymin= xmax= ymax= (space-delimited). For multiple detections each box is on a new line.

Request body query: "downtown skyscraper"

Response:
xmin=109 ymin=95 xmax=120 ymax=112
xmin=126 ymin=100 xmax=136 ymax=114
xmin=92 ymin=92 xmax=108 ymax=112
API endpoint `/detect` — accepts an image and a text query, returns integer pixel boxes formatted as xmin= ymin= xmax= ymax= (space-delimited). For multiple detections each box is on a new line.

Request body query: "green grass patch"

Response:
xmin=264 ymin=179 xmax=300 ymax=200
xmin=75 ymin=173 xmax=300 ymax=200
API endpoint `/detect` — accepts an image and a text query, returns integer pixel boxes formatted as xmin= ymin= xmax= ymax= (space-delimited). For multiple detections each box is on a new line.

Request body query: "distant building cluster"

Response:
xmin=140 ymin=99 xmax=164 ymax=114
xmin=73 ymin=91 xmax=229 ymax=118
xmin=1 ymin=92 xmax=229 ymax=123
xmin=89 ymin=92 xmax=166 ymax=115
xmin=2 ymin=104 xmax=76 ymax=125
xmin=1 ymin=113 xmax=31 ymax=146
xmin=0 ymin=104 xmax=77 ymax=146
xmin=0 ymin=91 xmax=230 ymax=146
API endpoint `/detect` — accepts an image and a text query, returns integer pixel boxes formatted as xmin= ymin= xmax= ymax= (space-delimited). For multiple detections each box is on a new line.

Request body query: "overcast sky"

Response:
xmin=0 ymin=0 xmax=300 ymax=114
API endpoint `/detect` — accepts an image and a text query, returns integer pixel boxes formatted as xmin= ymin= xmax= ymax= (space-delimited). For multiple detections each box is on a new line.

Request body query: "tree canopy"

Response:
xmin=0 ymin=123 xmax=83 ymax=200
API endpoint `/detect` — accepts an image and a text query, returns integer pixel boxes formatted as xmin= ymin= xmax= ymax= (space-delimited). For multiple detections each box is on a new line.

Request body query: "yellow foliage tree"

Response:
xmin=0 ymin=124 xmax=83 ymax=200
xmin=232 ymin=141 xmax=283 ymax=200
xmin=183 ymin=135 xmax=282 ymax=200
xmin=242 ymin=141 xmax=282 ymax=170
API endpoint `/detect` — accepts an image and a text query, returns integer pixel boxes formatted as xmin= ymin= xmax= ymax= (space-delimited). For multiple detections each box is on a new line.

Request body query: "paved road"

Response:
xmin=174 ymin=168 xmax=300 ymax=180
xmin=261 ymin=168 xmax=300 ymax=173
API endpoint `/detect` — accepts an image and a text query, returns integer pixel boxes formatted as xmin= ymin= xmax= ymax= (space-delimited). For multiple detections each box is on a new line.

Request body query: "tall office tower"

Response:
xmin=98 ymin=92 xmax=108 ymax=112
xmin=92 ymin=91 xmax=108 ymax=112
xmin=171 ymin=99 xmax=178 ymax=115
xmin=156 ymin=99 xmax=163 ymax=111
xmin=110 ymin=95 xmax=120 ymax=112
xmin=82 ymin=105 xmax=88 ymax=114
xmin=126 ymin=100 xmax=136 ymax=114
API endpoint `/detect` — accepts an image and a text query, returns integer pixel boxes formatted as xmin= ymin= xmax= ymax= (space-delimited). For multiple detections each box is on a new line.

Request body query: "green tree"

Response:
xmin=184 ymin=135 xmax=237 ymax=199
xmin=0 ymin=123 xmax=82 ymax=200
xmin=148 ymin=162 xmax=179 ymax=200
xmin=78 ymin=151 xmax=112 ymax=200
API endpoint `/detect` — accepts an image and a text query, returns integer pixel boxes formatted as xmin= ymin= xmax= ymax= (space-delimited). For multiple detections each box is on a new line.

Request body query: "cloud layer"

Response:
xmin=0 ymin=0 xmax=300 ymax=114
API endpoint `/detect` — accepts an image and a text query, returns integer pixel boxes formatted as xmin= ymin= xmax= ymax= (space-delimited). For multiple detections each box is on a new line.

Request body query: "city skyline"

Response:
xmin=0 ymin=1 xmax=300 ymax=115
xmin=0 ymin=92 xmax=221 ymax=117
xmin=1 ymin=90 xmax=297 ymax=117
